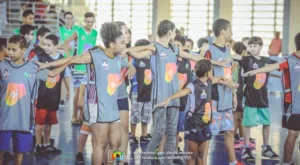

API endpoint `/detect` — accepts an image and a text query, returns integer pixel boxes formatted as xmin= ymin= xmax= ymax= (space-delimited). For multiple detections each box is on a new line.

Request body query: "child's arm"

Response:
xmin=231 ymin=62 xmax=239 ymax=73
xmin=123 ymin=44 xmax=156 ymax=56
xmin=231 ymin=54 xmax=242 ymax=61
xmin=243 ymin=63 xmax=280 ymax=77
xmin=63 ymin=32 xmax=78 ymax=57
xmin=33 ymin=52 xmax=92 ymax=71
xmin=127 ymin=50 xmax=153 ymax=59
xmin=179 ymin=50 xmax=231 ymax=67
xmin=156 ymin=88 xmax=191 ymax=108
xmin=217 ymin=79 xmax=239 ymax=90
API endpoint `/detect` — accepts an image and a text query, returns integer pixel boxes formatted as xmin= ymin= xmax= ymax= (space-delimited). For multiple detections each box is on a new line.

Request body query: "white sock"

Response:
xmin=240 ymin=137 xmax=244 ymax=141
xmin=282 ymin=162 xmax=292 ymax=165
xmin=229 ymin=160 xmax=237 ymax=165
xmin=43 ymin=143 xmax=50 ymax=147
xmin=35 ymin=144 xmax=41 ymax=147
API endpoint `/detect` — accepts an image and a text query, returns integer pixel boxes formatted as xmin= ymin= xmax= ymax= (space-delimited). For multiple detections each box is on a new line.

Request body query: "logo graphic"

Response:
xmin=202 ymin=102 xmax=211 ymax=123
xmin=295 ymin=63 xmax=300 ymax=72
xmin=218 ymin=56 xmax=223 ymax=62
xmin=224 ymin=67 xmax=232 ymax=79
xmin=178 ymin=73 xmax=187 ymax=89
xmin=102 ymin=60 xmax=109 ymax=70
xmin=165 ymin=63 xmax=177 ymax=83
xmin=46 ymin=74 xmax=60 ymax=89
xmin=160 ymin=51 xmax=167 ymax=58
xmin=83 ymin=43 xmax=93 ymax=53
xmin=107 ymin=74 xmax=120 ymax=95
xmin=200 ymin=90 xmax=207 ymax=99
xmin=3 ymin=69 xmax=9 ymax=80
xmin=24 ymin=72 xmax=32 ymax=78
xmin=81 ymin=36 xmax=86 ymax=41
xmin=112 ymin=150 xmax=124 ymax=161
xmin=144 ymin=69 xmax=152 ymax=85
xmin=139 ymin=61 xmax=146 ymax=68
xmin=253 ymin=73 xmax=266 ymax=89
xmin=253 ymin=62 xmax=259 ymax=69
xmin=5 ymin=83 xmax=26 ymax=106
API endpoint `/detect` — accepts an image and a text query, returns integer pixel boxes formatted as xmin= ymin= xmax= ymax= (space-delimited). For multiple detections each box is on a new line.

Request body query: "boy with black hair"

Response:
xmin=156 ymin=59 xmax=232 ymax=165
xmin=185 ymin=38 xmax=194 ymax=51
xmin=231 ymin=36 xmax=279 ymax=162
xmin=0 ymin=34 xmax=67 ymax=165
xmin=129 ymin=39 xmax=153 ymax=144
xmin=34 ymin=34 xmax=70 ymax=155
xmin=13 ymin=10 xmax=35 ymax=35
xmin=63 ymin=12 xmax=97 ymax=124
xmin=205 ymin=18 xmax=243 ymax=165
xmin=197 ymin=38 xmax=209 ymax=55
xmin=243 ymin=33 xmax=300 ymax=165
xmin=20 ymin=24 xmax=36 ymax=60
xmin=28 ymin=26 xmax=51 ymax=60
xmin=0 ymin=37 xmax=7 ymax=61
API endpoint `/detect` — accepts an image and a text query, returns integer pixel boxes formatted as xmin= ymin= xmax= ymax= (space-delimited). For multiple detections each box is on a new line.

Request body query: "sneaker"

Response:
xmin=60 ymin=100 xmax=65 ymax=105
xmin=261 ymin=145 xmax=279 ymax=159
xmin=76 ymin=152 xmax=85 ymax=164
xmin=236 ymin=161 xmax=246 ymax=165
xmin=140 ymin=135 xmax=151 ymax=143
xmin=239 ymin=140 xmax=256 ymax=149
xmin=35 ymin=145 xmax=46 ymax=156
xmin=129 ymin=136 xmax=139 ymax=144
xmin=173 ymin=158 xmax=183 ymax=165
xmin=41 ymin=136 xmax=55 ymax=145
xmin=147 ymin=134 xmax=152 ymax=139
xmin=242 ymin=148 xmax=255 ymax=162
xmin=250 ymin=137 xmax=256 ymax=143
xmin=178 ymin=147 xmax=182 ymax=153
xmin=234 ymin=134 xmax=240 ymax=142
xmin=44 ymin=145 xmax=62 ymax=154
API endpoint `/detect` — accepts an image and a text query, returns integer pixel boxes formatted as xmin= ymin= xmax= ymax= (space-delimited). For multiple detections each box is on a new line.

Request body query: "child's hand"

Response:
xmin=127 ymin=66 xmax=136 ymax=79
xmin=156 ymin=98 xmax=171 ymax=108
xmin=65 ymin=91 xmax=70 ymax=101
xmin=242 ymin=70 xmax=258 ymax=77
xmin=32 ymin=60 xmax=47 ymax=70
xmin=233 ymin=94 xmax=237 ymax=111
xmin=225 ymin=80 xmax=239 ymax=90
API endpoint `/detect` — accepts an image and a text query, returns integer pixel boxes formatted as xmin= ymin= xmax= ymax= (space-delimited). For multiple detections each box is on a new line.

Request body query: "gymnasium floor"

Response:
xmin=4 ymin=94 xmax=300 ymax=165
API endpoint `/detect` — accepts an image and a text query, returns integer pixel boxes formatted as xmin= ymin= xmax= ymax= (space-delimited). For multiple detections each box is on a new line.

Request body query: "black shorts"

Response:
xmin=282 ymin=102 xmax=300 ymax=131
xmin=117 ymin=98 xmax=129 ymax=111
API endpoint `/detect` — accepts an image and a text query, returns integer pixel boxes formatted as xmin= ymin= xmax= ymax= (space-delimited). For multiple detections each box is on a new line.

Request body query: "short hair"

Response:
xmin=212 ymin=19 xmax=231 ymax=37
xmin=174 ymin=35 xmax=186 ymax=46
xmin=8 ymin=35 xmax=28 ymax=49
xmin=84 ymin=12 xmax=95 ymax=18
xmin=45 ymin=34 xmax=59 ymax=46
xmin=175 ymin=29 xmax=180 ymax=35
xmin=197 ymin=38 xmax=208 ymax=48
xmin=195 ymin=59 xmax=212 ymax=78
xmin=248 ymin=36 xmax=263 ymax=46
xmin=64 ymin=11 xmax=73 ymax=18
xmin=113 ymin=21 xmax=126 ymax=30
xmin=135 ymin=39 xmax=150 ymax=47
xmin=186 ymin=38 xmax=194 ymax=47
xmin=0 ymin=37 xmax=7 ymax=51
xmin=36 ymin=26 xmax=51 ymax=38
xmin=100 ymin=22 xmax=123 ymax=48
xmin=157 ymin=20 xmax=175 ymax=38
xmin=233 ymin=41 xmax=246 ymax=55
xmin=22 ymin=10 xmax=34 ymax=17
xmin=20 ymin=24 xmax=36 ymax=36
xmin=242 ymin=37 xmax=250 ymax=42
xmin=295 ymin=33 xmax=300 ymax=51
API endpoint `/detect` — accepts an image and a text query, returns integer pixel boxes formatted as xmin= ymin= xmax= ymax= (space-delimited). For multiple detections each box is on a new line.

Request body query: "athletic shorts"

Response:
xmin=209 ymin=101 xmax=234 ymax=136
xmin=117 ymin=98 xmax=129 ymax=111
xmin=130 ymin=93 xmax=152 ymax=124
xmin=242 ymin=106 xmax=270 ymax=127
xmin=282 ymin=102 xmax=300 ymax=131
xmin=80 ymin=122 xmax=92 ymax=135
xmin=184 ymin=116 xmax=212 ymax=143
xmin=177 ymin=111 xmax=185 ymax=132
xmin=72 ymin=74 xmax=85 ymax=88
xmin=35 ymin=109 xmax=58 ymax=125
xmin=0 ymin=131 xmax=33 ymax=153
xmin=88 ymin=103 xmax=121 ymax=124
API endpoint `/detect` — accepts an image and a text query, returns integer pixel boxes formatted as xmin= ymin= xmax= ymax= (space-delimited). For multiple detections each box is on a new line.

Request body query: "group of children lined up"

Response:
xmin=0 ymin=9 xmax=300 ymax=165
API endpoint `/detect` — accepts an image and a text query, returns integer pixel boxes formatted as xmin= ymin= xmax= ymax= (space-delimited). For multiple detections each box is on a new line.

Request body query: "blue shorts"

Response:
xmin=0 ymin=131 xmax=33 ymax=153
xmin=118 ymin=98 xmax=129 ymax=111
xmin=72 ymin=74 xmax=85 ymax=88
xmin=177 ymin=111 xmax=185 ymax=132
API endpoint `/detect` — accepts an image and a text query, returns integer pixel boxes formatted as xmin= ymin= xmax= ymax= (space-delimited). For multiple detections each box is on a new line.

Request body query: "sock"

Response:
xmin=229 ymin=160 xmax=237 ymax=165
xmin=262 ymin=145 xmax=268 ymax=150
xmin=282 ymin=162 xmax=292 ymax=165
xmin=240 ymin=137 xmax=244 ymax=141
xmin=244 ymin=144 xmax=249 ymax=149
xmin=43 ymin=143 xmax=50 ymax=147
xmin=35 ymin=144 xmax=41 ymax=147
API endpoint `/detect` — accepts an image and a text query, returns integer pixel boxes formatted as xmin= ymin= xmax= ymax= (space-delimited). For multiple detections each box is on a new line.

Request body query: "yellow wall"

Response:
xmin=219 ymin=0 xmax=233 ymax=22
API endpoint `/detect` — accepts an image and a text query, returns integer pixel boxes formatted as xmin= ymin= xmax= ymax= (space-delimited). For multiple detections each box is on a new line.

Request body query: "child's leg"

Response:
xmin=91 ymin=123 xmax=110 ymax=165
xmin=108 ymin=122 xmax=122 ymax=165
xmin=237 ymin=112 xmax=244 ymax=138
xmin=131 ymin=124 xmax=137 ymax=137
xmin=262 ymin=125 xmax=270 ymax=146
xmin=35 ymin=124 xmax=43 ymax=146
xmin=244 ymin=127 xmax=251 ymax=147
xmin=187 ymin=140 xmax=198 ymax=165
xmin=35 ymin=109 xmax=48 ymax=146
xmin=141 ymin=101 xmax=152 ymax=137
xmin=130 ymin=94 xmax=141 ymax=137
xmin=283 ymin=130 xmax=299 ymax=163
xmin=43 ymin=124 xmax=52 ymax=145
xmin=203 ymin=140 xmax=210 ymax=165
xmin=14 ymin=152 xmax=23 ymax=165
xmin=158 ymin=135 xmax=166 ymax=152
xmin=196 ymin=141 xmax=208 ymax=165
xmin=72 ymin=88 xmax=80 ymax=122
xmin=141 ymin=123 xmax=148 ymax=137
xmin=233 ymin=112 xmax=239 ymax=136
xmin=78 ymin=123 xmax=92 ymax=153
